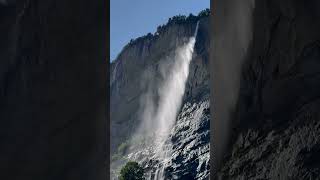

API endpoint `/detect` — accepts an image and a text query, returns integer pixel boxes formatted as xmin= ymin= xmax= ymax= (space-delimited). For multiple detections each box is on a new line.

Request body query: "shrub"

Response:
xmin=186 ymin=13 xmax=197 ymax=22
xmin=111 ymin=153 xmax=122 ymax=161
xmin=198 ymin=8 xmax=210 ymax=18
xmin=119 ymin=161 xmax=145 ymax=180
xmin=117 ymin=141 xmax=129 ymax=155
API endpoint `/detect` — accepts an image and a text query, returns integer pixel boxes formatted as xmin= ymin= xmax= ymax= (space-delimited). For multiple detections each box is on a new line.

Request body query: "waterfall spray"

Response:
xmin=152 ymin=21 xmax=200 ymax=179
xmin=155 ymin=21 xmax=200 ymax=155
xmin=125 ymin=21 xmax=200 ymax=180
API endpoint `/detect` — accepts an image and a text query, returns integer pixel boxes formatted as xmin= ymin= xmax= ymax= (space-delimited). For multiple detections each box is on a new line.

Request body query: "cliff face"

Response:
xmin=110 ymin=15 xmax=210 ymax=179
xmin=0 ymin=1 xmax=106 ymax=180
xmin=217 ymin=1 xmax=320 ymax=179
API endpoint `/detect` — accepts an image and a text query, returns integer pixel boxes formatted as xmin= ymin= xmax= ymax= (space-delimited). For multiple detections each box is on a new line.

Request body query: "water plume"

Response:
xmin=154 ymin=21 xmax=199 ymax=156
xmin=131 ymin=21 xmax=200 ymax=180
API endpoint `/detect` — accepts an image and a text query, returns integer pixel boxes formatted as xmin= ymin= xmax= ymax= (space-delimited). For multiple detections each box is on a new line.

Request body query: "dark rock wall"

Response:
xmin=0 ymin=1 xmax=107 ymax=180
xmin=217 ymin=1 xmax=320 ymax=179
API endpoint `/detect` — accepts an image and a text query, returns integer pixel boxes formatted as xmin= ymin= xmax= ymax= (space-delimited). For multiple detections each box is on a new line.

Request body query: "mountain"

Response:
xmin=110 ymin=10 xmax=210 ymax=179
xmin=216 ymin=1 xmax=320 ymax=179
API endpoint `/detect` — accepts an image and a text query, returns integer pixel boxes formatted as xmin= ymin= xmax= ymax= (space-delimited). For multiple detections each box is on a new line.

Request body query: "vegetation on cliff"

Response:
xmin=124 ymin=8 xmax=210 ymax=50
xmin=119 ymin=161 xmax=145 ymax=180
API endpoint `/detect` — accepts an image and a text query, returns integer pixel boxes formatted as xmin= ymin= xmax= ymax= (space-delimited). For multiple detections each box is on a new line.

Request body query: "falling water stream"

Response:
xmin=150 ymin=21 xmax=200 ymax=180
xmin=120 ymin=21 xmax=200 ymax=180
xmin=111 ymin=21 xmax=200 ymax=180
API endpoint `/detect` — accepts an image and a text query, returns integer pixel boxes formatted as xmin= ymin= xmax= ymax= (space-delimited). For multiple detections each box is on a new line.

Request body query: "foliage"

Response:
xmin=111 ymin=140 xmax=130 ymax=162
xmin=168 ymin=14 xmax=187 ymax=25
xmin=198 ymin=8 xmax=210 ymax=18
xmin=111 ymin=153 xmax=122 ymax=161
xmin=117 ymin=140 xmax=130 ymax=155
xmin=111 ymin=136 xmax=148 ymax=162
xmin=186 ymin=13 xmax=197 ymax=22
xmin=126 ymin=8 xmax=210 ymax=50
xmin=119 ymin=161 xmax=145 ymax=180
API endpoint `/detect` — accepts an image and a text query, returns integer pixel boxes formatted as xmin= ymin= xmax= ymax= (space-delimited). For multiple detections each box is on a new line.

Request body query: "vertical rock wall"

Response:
xmin=0 ymin=1 xmax=107 ymax=179
xmin=217 ymin=1 xmax=320 ymax=179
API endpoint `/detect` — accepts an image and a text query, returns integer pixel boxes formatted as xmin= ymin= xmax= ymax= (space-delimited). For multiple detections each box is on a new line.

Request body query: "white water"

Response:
xmin=152 ymin=21 xmax=199 ymax=180
xmin=111 ymin=21 xmax=200 ymax=180
xmin=155 ymin=21 xmax=199 ymax=156
xmin=125 ymin=21 xmax=200 ymax=180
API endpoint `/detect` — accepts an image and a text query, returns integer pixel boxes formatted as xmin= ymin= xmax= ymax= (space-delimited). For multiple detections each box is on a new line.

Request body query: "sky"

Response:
xmin=110 ymin=0 xmax=210 ymax=61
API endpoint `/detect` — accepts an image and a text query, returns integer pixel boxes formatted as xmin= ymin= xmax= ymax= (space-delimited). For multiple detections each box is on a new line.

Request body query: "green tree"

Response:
xmin=119 ymin=161 xmax=145 ymax=180
xmin=198 ymin=8 xmax=210 ymax=17
xmin=186 ymin=13 xmax=196 ymax=22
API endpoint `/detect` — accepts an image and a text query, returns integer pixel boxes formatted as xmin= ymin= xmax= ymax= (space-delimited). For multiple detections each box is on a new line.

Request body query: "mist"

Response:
xmin=127 ymin=22 xmax=199 ymax=179
xmin=210 ymin=0 xmax=255 ymax=173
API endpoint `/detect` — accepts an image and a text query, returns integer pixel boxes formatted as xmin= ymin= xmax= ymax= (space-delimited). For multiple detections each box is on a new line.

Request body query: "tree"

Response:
xmin=186 ymin=13 xmax=196 ymax=22
xmin=198 ymin=8 xmax=210 ymax=18
xmin=157 ymin=25 xmax=164 ymax=33
xmin=119 ymin=161 xmax=145 ymax=180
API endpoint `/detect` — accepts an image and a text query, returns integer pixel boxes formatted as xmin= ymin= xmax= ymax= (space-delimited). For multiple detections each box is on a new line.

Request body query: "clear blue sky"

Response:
xmin=110 ymin=0 xmax=210 ymax=61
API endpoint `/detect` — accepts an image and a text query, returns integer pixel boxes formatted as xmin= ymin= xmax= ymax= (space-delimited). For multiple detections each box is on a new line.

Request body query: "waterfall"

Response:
xmin=152 ymin=21 xmax=200 ymax=180
xmin=123 ymin=21 xmax=200 ymax=180
xmin=111 ymin=21 xmax=201 ymax=180
xmin=156 ymin=20 xmax=199 ymax=153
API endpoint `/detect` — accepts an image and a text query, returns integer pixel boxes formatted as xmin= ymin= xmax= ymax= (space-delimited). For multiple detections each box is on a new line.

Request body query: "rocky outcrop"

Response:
xmin=165 ymin=99 xmax=210 ymax=179
xmin=110 ymin=12 xmax=210 ymax=179
xmin=217 ymin=1 xmax=320 ymax=179
xmin=0 ymin=1 xmax=106 ymax=179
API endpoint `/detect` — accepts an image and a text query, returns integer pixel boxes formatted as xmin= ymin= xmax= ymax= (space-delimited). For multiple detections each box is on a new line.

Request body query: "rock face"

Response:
xmin=166 ymin=99 xmax=210 ymax=179
xmin=110 ymin=13 xmax=210 ymax=179
xmin=217 ymin=1 xmax=320 ymax=179
xmin=0 ymin=1 xmax=106 ymax=180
